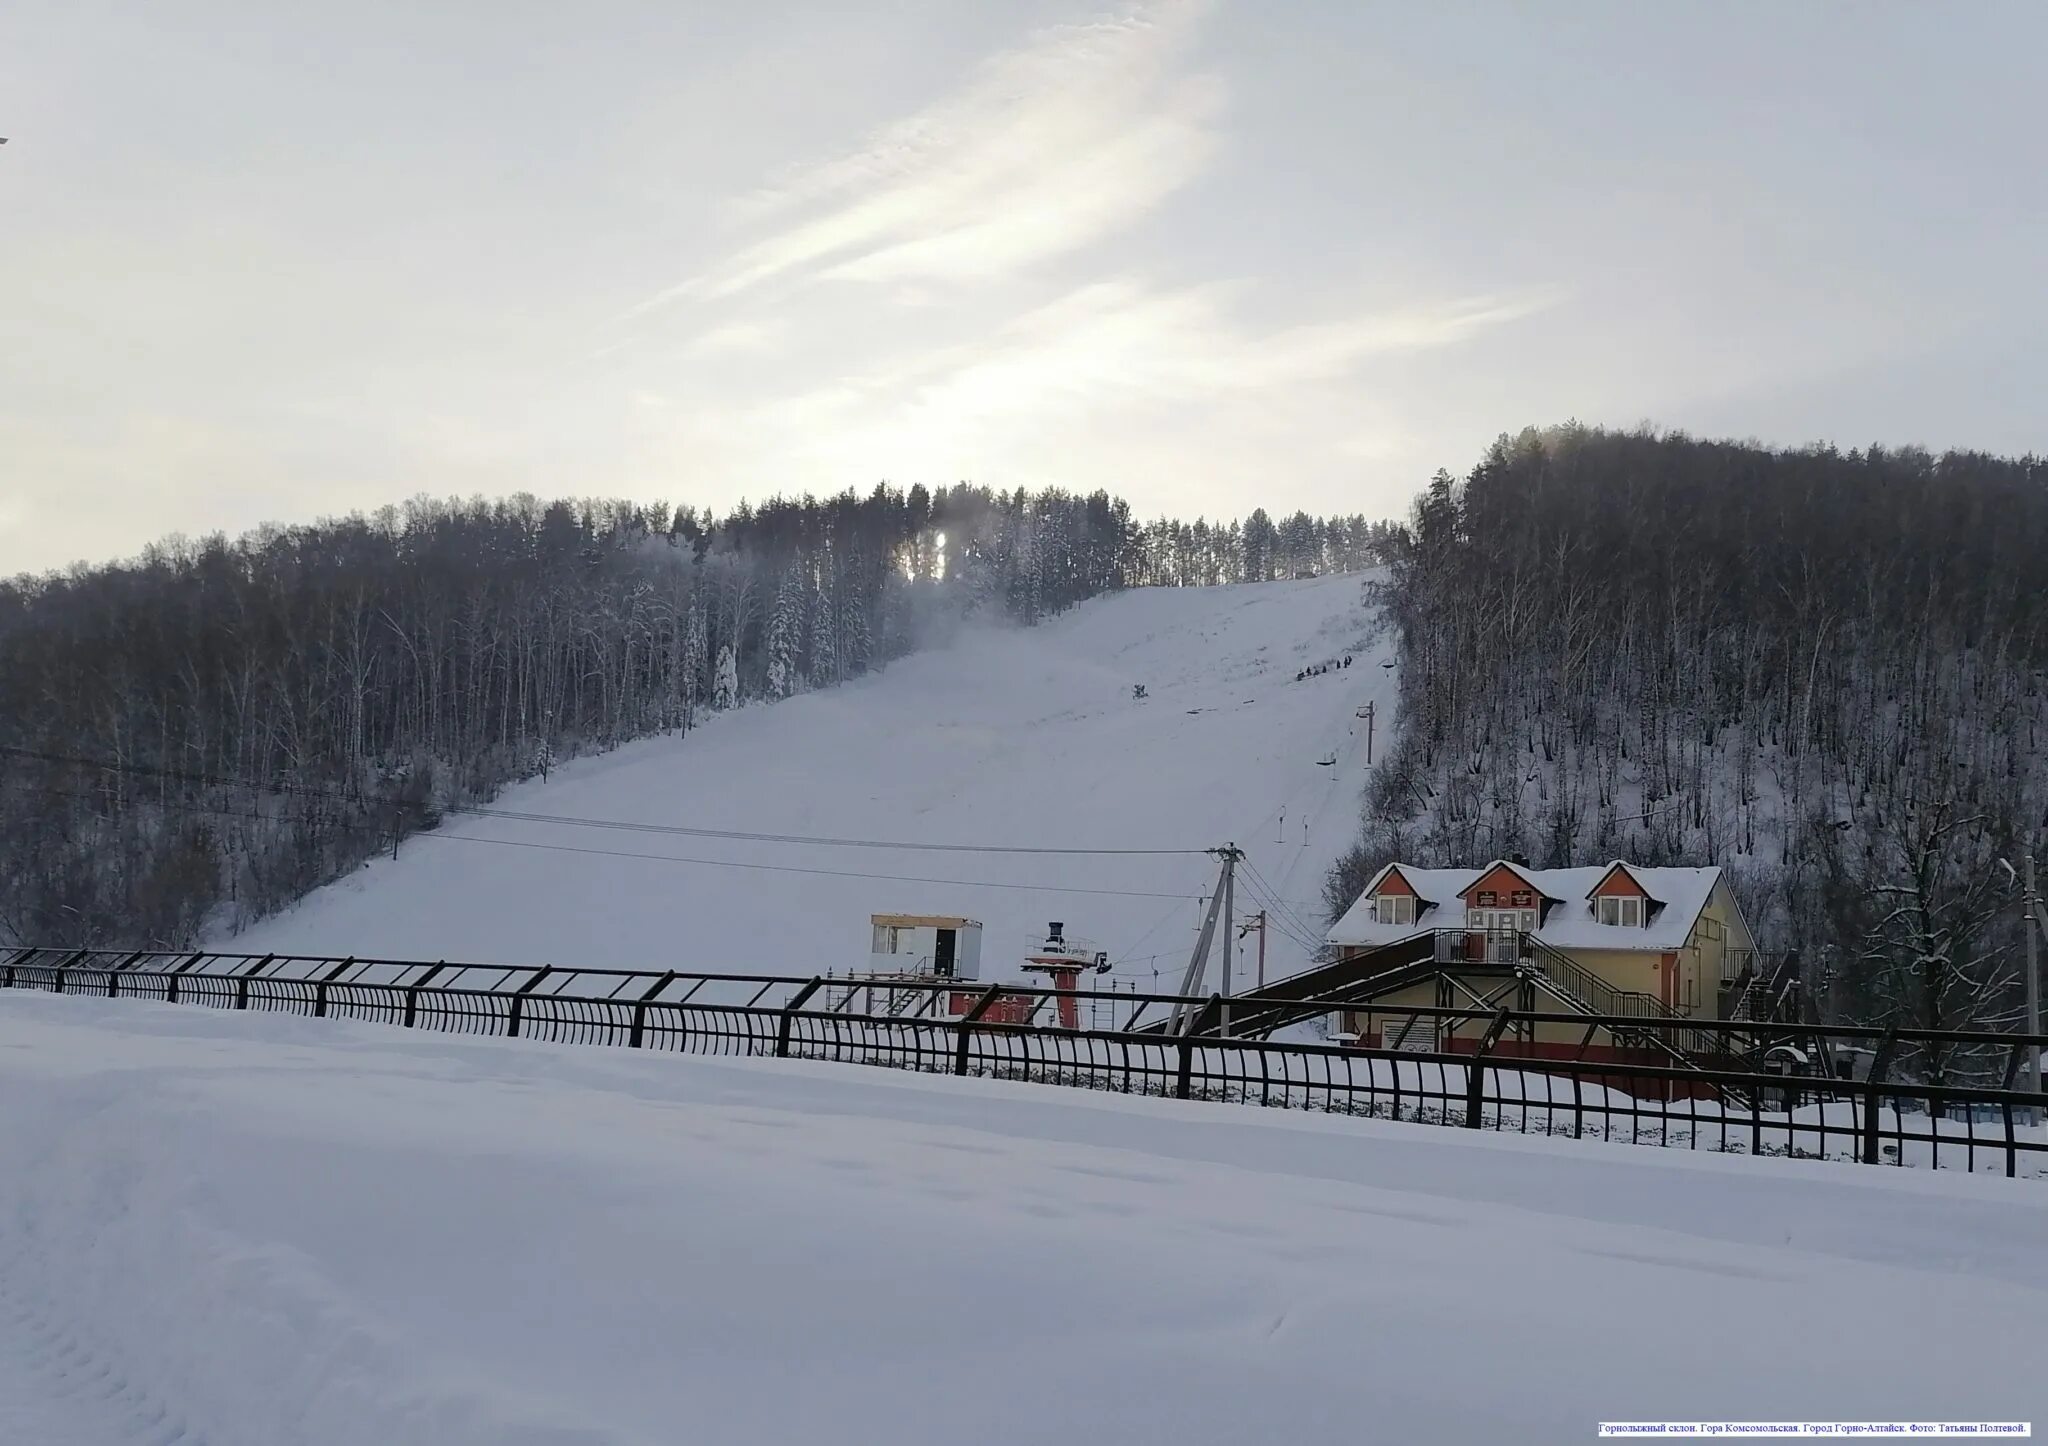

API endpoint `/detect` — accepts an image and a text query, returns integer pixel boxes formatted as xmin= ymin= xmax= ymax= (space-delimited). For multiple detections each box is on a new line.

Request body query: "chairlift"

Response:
xmin=1315 ymin=753 xmax=1338 ymax=767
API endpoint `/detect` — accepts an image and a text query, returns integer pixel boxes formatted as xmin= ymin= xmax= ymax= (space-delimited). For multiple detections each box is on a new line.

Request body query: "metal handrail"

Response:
xmin=6 ymin=948 xmax=2045 ymax=1178
xmin=5 ymin=943 xmax=2047 ymax=1049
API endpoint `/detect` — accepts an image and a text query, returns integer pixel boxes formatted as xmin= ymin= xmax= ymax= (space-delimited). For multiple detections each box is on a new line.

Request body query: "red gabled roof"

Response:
xmin=1371 ymin=864 xmax=1421 ymax=898
xmin=1586 ymin=861 xmax=1661 ymax=903
xmin=1458 ymin=860 xmax=1554 ymax=903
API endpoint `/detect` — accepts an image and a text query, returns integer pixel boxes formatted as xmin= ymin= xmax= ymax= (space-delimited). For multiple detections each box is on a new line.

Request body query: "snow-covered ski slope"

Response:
xmin=1 ymin=994 xmax=2041 ymax=1445
xmin=234 ymin=573 xmax=1389 ymax=989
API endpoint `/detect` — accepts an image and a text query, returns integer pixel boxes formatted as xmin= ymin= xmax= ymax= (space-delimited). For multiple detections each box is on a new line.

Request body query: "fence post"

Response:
xmin=2000 ymin=1041 xmax=2026 ymax=1179
xmin=776 ymin=978 xmax=824 ymax=1059
xmin=401 ymin=962 xmax=447 ymax=1031
xmin=1466 ymin=1008 xmax=1513 ymax=1129
xmin=1861 ymin=1030 xmax=1899 ymax=1165
xmin=106 ymin=970 xmax=120 ymax=1000
xmin=506 ymin=967 xmax=552 ymax=1040
xmin=1177 ymin=998 xmax=1220 ymax=1099
xmin=166 ymin=971 xmax=179 ymax=1005
xmin=53 ymin=968 xmax=66 ymax=996
xmin=235 ymin=955 xmax=270 ymax=1012
xmin=953 ymin=985 xmax=1004 ymax=1076
xmin=316 ymin=958 xmax=354 ymax=1020
xmin=627 ymin=970 xmax=677 ymax=1049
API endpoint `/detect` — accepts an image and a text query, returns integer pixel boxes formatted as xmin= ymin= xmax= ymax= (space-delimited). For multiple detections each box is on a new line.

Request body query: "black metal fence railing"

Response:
xmin=4 ymin=945 xmax=2045 ymax=1179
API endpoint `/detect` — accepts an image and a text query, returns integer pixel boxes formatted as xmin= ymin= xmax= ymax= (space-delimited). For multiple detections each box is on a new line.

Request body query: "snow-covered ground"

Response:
xmin=0 ymin=993 xmax=2041 ymax=1445
xmin=231 ymin=574 xmax=1389 ymax=992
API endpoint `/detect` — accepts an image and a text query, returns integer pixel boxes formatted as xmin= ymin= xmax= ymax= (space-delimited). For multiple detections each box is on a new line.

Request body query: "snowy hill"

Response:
xmin=231 ymin=574 xmax=1390 ymax=992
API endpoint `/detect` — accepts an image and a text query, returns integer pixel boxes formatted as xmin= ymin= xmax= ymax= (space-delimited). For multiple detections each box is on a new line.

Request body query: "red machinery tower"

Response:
xmin=1019 ymin=922 xmax=1108 ymax=1029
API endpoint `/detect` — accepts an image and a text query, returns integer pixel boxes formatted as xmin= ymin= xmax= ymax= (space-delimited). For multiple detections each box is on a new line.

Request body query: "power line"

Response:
xmin=411 ymin=834 xmax=1207 ymax=900
xmin=1106 ymin=895 xmax=1196 ymax=971
xmin=20 ymin=784 xmax=1205 ymax=903
xmin=1 ymin=746 xmax=1208 ymax=858
xmin=1239 ymin=864 xmax=1326 ymax=955
xmin=1245 ymin=857 xmax=1326 ymax=938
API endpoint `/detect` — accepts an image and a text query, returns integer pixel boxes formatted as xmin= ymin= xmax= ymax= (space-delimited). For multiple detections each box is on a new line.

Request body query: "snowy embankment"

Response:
xmin=228 ymin=573 xmax=1389 ymax=990
xmin=2 ymin=995 xmax=2044 ymax=1445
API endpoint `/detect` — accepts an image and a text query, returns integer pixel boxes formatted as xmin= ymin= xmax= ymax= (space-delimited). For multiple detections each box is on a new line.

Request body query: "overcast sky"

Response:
xmin=3 ymin=0 xmax=2043 ymax=575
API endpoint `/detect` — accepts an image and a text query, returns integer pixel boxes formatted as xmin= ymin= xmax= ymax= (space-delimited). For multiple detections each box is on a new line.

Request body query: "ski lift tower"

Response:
xmin=1020 ymin=922 xmax=1109 ymax=1029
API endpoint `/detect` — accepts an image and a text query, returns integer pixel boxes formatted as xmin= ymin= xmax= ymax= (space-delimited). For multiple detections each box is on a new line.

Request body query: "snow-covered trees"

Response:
xmin=764 ymin=568 xmax=804 ymax=700
xmin=1340 ymin=424 xmax=2048 ymax=1042
xmin=682 ymin=597 xmax=707 ymax=720
xmin=0 ymin=482 xmax=1385 ymax=950
xmin=712 ymin=643 xmax=739 ymax=712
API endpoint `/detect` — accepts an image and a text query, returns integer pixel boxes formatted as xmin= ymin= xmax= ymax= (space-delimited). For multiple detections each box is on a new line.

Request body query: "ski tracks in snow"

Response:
xmin=0 ymin=1250 xmax=207 ymax=1446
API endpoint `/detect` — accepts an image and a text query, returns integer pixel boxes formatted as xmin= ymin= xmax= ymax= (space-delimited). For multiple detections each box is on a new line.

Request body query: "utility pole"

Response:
xmin=1365 ymin=700 xmax=1375 ymax=767
xmin=1219 ymin=847 xmax=1237 ymax=1037
xmin=2027 ymin=855 xmax=2042 ymax=1109
xmin=1171 ymin=845 xmax=1242 ymax=1035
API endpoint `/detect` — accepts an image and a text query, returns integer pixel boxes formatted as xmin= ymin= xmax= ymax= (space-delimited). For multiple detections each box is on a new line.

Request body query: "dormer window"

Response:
xmin=1377 ymin=894 xmax=1414 ymax=926
xmin=1597 ymin=896 xmax=1644 ymax=928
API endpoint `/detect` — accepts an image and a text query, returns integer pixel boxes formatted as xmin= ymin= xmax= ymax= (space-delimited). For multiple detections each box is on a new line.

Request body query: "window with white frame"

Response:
xmin=1596 ymin=896 xmax=1644 ymax=928
xmin=1377 ymin=894 xmax=1414 ymax=926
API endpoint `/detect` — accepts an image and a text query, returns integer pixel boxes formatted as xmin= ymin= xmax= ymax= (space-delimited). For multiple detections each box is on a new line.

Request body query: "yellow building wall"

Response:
xmin=1335 ymin=884 xmax=1759 ymax=1036
xmin=1340 ymin=978 xmax=1658 ymax=1049
xmin=1561 ymin=948 xmax=1664 ymax=998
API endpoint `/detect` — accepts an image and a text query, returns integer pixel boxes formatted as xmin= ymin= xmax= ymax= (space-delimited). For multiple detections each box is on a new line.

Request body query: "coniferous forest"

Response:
xmin=1332 ymin=425 xmax=2048 ymax=1050
xmin=0 ymin=484 xmax=1388 ymax=947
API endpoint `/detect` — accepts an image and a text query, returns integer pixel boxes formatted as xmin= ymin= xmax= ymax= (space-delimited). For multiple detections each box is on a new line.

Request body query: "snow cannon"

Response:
xmin=1021 ymin=922 xmax=1109 ymax=1029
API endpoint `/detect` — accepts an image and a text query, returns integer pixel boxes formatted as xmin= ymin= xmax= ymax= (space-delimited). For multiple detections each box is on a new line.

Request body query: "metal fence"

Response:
xmin=5 ymin=946 xmax=2045 ymax=1179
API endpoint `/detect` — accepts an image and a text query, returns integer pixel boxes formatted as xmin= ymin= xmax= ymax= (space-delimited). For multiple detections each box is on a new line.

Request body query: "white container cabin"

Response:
xmin=867 ymin=914 xmax=983 ymax=982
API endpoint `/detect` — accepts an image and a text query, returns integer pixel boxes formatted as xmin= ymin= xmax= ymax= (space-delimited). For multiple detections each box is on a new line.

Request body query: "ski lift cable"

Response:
xmin=1279 ymin=685 xmax=1385 ymax=904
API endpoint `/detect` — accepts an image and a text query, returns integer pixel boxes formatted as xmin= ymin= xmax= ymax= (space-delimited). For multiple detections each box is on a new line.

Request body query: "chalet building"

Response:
xmin=1323 ymin=859 xmax=1758 ymax=1063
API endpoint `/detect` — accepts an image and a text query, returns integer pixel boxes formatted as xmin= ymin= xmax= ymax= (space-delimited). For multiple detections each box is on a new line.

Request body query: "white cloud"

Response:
xmin=640 ymin=0 xmax=1220 ymax=309
xmin=646 ymin=278 xmax=1554 ymax=505
xmin=818 ymin=280 xmax=1553 ymax=436
xmin=679 ymin=317 xmax=791 ymax=359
